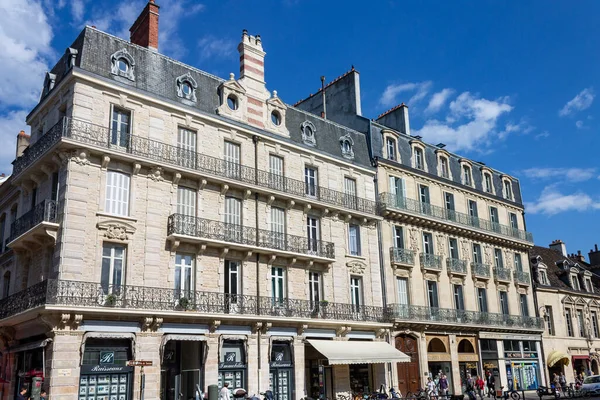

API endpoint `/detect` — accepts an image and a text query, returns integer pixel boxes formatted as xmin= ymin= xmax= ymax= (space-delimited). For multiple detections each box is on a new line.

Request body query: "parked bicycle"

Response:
xmin=498 ymin=386 xmax=520 ymax=400
xmin=406 ymin=388 xmax=428 ymax=400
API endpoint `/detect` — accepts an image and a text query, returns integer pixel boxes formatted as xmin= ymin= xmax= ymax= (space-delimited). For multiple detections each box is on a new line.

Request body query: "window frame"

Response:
xmin=544 ymin=306 xmax=555 ymax=336
xmin=386 ymin=137 xmax=397 ymax=161
xmin=348 ymin=223 xmax=361 ymax=256
xmin=413 ymin=146 xmax=425 ymax=170
xmin=483 ymin=172 xmax=494 ymax=194
xmin=499 ymin=291 xmax=509 ymax=315
xmin=105 ymin=170 xmax=131 ymax=217
xmin=477 ymin=287 xmax=488 ymax=312
xmin=397 ymin=277 xmax=409 ymax=306
xmin=308 ymin=271 xmax=321 ymax=306
xmin=175 ymin=253 xmax=195 ymax=298
xmin=101 ymin=243 xmax=126 ymax=294
xmin=565 ymin=309 xmax=574 ymax=337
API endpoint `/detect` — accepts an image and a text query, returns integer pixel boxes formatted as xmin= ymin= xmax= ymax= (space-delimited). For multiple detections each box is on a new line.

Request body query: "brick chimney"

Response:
xmin=16 ymin=130 xmax=30 ymax=158
xmin=376 ymin=103 xmax=411 ymax=135
xmin=549 ymin=239 xmax=567 ymax=257
xmin=589 ymin=244 xmax=600 ymax=266
xmin=238 ymin=30 xmax=267 ymax=96
xmin=130 ymin=0 xmax=160 ymax=51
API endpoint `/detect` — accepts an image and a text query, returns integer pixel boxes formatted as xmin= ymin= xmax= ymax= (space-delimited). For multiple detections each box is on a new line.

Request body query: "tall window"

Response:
xmin=578 ymin=310 xmax=585 ymax=337
xmin=520 ymin=294 xmax=529 ymax=317
xmin=427 ymin=280 xmax=439 ymax=308
xmin=565 ymin=310 xmax=574 ymax=337
xmin=2 ymin=271 xmax=10 ymax=299
xmin=539 ymin=270 xmax=550 ymax=285
xmin=177 ymin=186 xmax=197 ymax=217
xmin=463 ymin=165 xmax=472 ymax=186
xmin=224 ymin=141 xmax=241 ymax=178
xmin=101 ymin=243 xmax=126 ymax=294
xmin=389 ymin=176 xmax=405 ymax=208
xmin=544 ymin=306 xmax=555 ymax=336
xmin=484 ymin=173 xmax=493 ymax=193
xmin=344 ymin=177 xmax=357 ymax=209
xmin=423 ymin=232 xmax=434 ymax=255
xmin=393 ymin=226 xmax=404 ymax=249
xmin=105 ymin=171 xmax=130 ymax=216
xmin=177 ymin=127 xmax=197 ymax=168
xmin=269 ymin=155 xmax=284 ymax=191
xmin=453 ymin=285 xmax=465 ymax=310
xmin=386 ymin=138 xmax=396 ymax=160
xmin=592 ymin=311 xmax=599 ymax=338
xmin=509 ymin=213 xmax=519 ymax=230
xmin=30 ymin=187 xmax=37 ymax=210
xmin=348 ymin=224 xmax=361 ymax=256
xmin=499 ymin=291 xmax=509 ymax=315
xmin=468 ymin=200 xmax=479 ymax=226
xmin=0 ymin=215 xmax=5 ymax=253
xmin=350 ymin=277 xmax=363 ymax=311
xmin=305 ymin=167 xmax=318 ymax=197
xmin=440 ymin=157 xmax=449 ymax=178
xmin=572 ymin=275 xmax=581 ymax=291
xmin=477 ymin=288 xmax=488 ymax=312
xmin=271 ymin=207 xmax=286 ymax=249
xmin=175 ymin=253 xmax=194 ymax=297
xmin=494 ymin=248 xmax=504 ymax=268
xmin=414 ymin=147 xmax=424 ymax=170
xmin=473 ymin=244 xmax=483 ymax=264
xmin=271 ymin=267 xmax=286 ymax=304
xmin=51 ymin=172 xmax=59 ymax=202
xmin=224 ymin=260 xmax=241 ymax=311
xmin=514 ymin=253 xmax=523 ymax=272
xmin=444 ymin=192 xmax=455 ymax=221
xmin=504 ymin=180 xmax=513 ymax=200
xmin=224 ymin=197 xmax=242 ymax=241
xmin=307 ymin=216 xmax=320 ymax=253
xmin=397 ymin=278 xmax=409 ymax=305
xmin=309 ymin=272 xmax=321 ymax=306
xmin=489 ymin=207 xmax=500 ymax=232
xmin=419 ymin=185 xmax=431 ymax=215
xmin=448 ymin=238 xmax=459 ymax=260
xmin=111 ymin=107 xmax=131 ymax=147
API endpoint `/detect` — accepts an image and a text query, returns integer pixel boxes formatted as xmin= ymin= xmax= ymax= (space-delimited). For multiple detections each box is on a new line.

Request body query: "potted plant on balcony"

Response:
xmin=178 ymin=297 xmax=191 ymax=310
xmin=104 ymin=294 xmax=117 ymax=307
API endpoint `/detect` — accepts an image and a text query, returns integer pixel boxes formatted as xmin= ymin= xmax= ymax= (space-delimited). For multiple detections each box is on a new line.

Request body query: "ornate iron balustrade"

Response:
xmin=514 ymin=270 xmax=530 ymax=285
xmin=447 ymin=258 xmax=467 ymax=274
xmin=379 ymin=193 xmax=534 ymax=243
xmin=389 ymin=247 xmax=415 ymax=266
xmin=0 ymin=279 xmax=385 ymax=323
xmin=167 ymin=214 xmax=335 ymax=259
xmin=9 ymin=199 xmax=58 ymax=242
xmin=494 ymin=267 xmax=512 ymax=281
xmin=13 ymin=118 xmax=377 ymax=214
xmin=420 ymin=253 xmax=442 ymax=270
xmin=471 ymin=262 xmax=491 ymax=278
xmin=385 ymin=303 xmax=544 ymax=330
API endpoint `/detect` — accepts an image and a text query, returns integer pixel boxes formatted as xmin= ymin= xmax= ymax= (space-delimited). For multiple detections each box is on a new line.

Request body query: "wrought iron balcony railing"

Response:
xmin=447 ymin=258 xmax=468 ymax=274
xmin=389 ymin=247 xmax=415 ymax=266
xmin=471 ymin=262 xmax=491 ymax=278
xmin=385 ymin=303 xmax=544 ymax=330
xmin=13 ymin=118 xmax=377 ymax=215
xmin=514 ymin=270 xmax=530 ymax=285
xmin=494 ymin=267 xmax=512 ymax=282
xmin=0 ymin=279 xmax=385 ymax=323
xmin=167 ymin=214 xmax=335 ymax=259
xmin=420 ymin=253 xmax=443 ymax=270
xmin=9 ymin=199 xmax=58 ymax=242
xmin=379 ymin=193 xmax=533 ymax=243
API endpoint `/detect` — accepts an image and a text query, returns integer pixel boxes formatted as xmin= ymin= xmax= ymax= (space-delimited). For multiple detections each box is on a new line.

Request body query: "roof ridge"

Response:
xmin=293 ymin=66 xmax=357 ymax=107
xmin=377 ymin=102 xmax=406 ymax=119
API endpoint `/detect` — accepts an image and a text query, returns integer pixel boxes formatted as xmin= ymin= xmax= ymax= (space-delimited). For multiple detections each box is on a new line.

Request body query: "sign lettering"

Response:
xmin=99 ymin=351 xmax=114 ymax=365
xmin=126 ymin=360 xmax=153 ymax=367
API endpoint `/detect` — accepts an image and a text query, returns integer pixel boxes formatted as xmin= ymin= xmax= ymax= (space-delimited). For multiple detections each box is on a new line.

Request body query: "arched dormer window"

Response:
xmin=301 ymin=121 xmax=316 ymax=146
xmin=110 ymin=49 xmax=135 ymax=81
xmin=382 ymin=129 xmax=400 ymax=162
xmin=339 ymin=133 xmax=354 ymax=160
xmin=409 ymin=139 xmax=427 ymax=171
xmin=435 ymin=148 xmax=452 ymax=179
xmin=176 ymin=73 xmax=198 ymax=102
xmin=459 ymin=159 xmax=474 ymax=187
xmin=481 ymin=167 xmax=495 ymax=194
xmin=501 ymin=175 xmax=514 ymax=201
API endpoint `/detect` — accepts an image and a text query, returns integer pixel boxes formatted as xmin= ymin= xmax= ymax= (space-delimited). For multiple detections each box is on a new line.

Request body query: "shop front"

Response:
xmin=218 ymin=340 xmax=247 ymax=394
xmin=269 ymin=341 xmax=294 ymax=400
xmin=572 ymin=355 xmax=590 ymax=377
xmin=9 ymin=338 xmax=51 ymax=398
xmin=78 ymin=337 xmax=134 ymax=400
xmin=503 ymin=340 xmax=540 ymax=390
xmin=160 ymin=335 xmax=206 ymax=400
xmin=480 ymin=339 xmax=500 ymax=386
xmin=457 ymin=338 xmax=479 ymax=392
xmin=426 ymin=336 xmax=453 ymax=394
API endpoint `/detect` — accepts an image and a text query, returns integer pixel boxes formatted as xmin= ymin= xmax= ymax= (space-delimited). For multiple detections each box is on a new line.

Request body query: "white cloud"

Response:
xmin=0 ymin=111 xmax=28 ymax=175
xmin=559 ymin=87 xmax=595 ymax=117
xmin=71 ymin=0 xmax=85 ymax=22
xmin=576 ymin=120 xmax=585 ymax=129
xmin=379 ymin=81 xmax=432 ymax=107
xmin=425 ymin=88 xmax=454 ymax=114
xmin=525 ymin=185 xmax=600 ymax=216
xmin=198 ymin=36 xmax=236 ymax=60
xmin=413 ymin=92 xmax=513 ymax=152
xmin=520 ymin=167 xmax=597 ymax=182
xmin=535 ymin=131 xmax=550 ymax=140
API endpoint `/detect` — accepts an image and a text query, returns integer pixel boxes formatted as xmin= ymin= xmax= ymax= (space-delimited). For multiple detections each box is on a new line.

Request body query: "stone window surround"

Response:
xmin=481 ymin=166 xmax=495 ymax=195
xmin=110 ymin=48 xmax=135 ymax=81
xmin=458 ymin=159 xmax=474 ymax=188
xmin=300 ymin=120 xmax=316 ymax=147
xmin=381 ymin=129 xmax=400 ymax=162
xmin=339 ymin=133 xmax=355 ymax=160
xmin=501 ymin=175 xmax=514 ymax=201
xmin=434 ymin=148 xmax=452 ymax=180
xmin=409 ymin=140 xmax=427 ymax=172
xmin=98 ymin=160 xmax=136 ymax=218
xmin=176 ymin=73 xmax=198 ymax=103
xmin=96 ymin=237 xmax=131 ymax=288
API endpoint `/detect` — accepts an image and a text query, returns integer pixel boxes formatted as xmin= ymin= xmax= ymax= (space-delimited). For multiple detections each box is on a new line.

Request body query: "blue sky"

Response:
xmin=1 ymin=0 xmax=599 ymax=258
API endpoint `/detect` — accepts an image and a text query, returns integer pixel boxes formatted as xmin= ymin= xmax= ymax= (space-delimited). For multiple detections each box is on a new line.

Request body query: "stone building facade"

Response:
xmin=0 ymin=3 xmax=406 ymax=400
xmin=294 ymin=70 xmax=543 ymax=394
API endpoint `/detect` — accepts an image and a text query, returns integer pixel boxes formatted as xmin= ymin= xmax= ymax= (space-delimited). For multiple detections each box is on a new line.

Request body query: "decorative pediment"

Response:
xmin=219 ymin=74 xmax=246 ymax=95
xmin=97 ymin=220 xmax=136 ymax=241
xmin=267 ymin=91 xmax=287 ymax=110
xmin=176 ymin=73 xmax=198 ymax=102
xmin=562 ymin=295 xmax=575 ymax=305
xmin=347 ymin=260 xmax=366 ymax=275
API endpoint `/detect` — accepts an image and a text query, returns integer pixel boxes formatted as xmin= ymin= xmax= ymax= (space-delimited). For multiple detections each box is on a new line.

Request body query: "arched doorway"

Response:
xmin=428 ymin=338 xmax=446 ymax=353
xmin=457 ymin=339 xmax=479 ymax=392
xmin=395 ymin=334 xmax=420 ymax=396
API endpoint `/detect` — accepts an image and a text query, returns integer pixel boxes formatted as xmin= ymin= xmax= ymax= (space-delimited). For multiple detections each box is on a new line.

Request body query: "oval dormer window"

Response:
xmin=271 ymin=110 xmax=282 ymax=126
xmin=181 ymin=81 xmax=192 ymax=97
xmin=227 ymin=95 xmax=239 ymax=111
xmin=117 ymin=59 xmax=129 ymax=73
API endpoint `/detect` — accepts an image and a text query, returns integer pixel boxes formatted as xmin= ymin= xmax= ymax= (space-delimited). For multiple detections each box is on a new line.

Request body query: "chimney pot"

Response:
xmin=130 ymin=0 xmax=160 ymax=51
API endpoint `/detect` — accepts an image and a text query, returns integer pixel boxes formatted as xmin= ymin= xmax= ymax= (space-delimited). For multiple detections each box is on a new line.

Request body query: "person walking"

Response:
xmin=559 ymin=372 xmax=567 ymax=393
xmin=16 ymin=386 xmax=28 ymax=400
xmin=476 ymin=375 xmax=485 ymax=399
xmin=465 ymin=374 xmax=476 ymax=400
xmin=427 ymin=377 xmax=437 ymax=399
xmin=486 ymin=371 xmax=496 ymax=398
xmin=220 ymin=382 xmax=231 ymax=400
xmin=439 ymin=374 xmax=449 ymax=398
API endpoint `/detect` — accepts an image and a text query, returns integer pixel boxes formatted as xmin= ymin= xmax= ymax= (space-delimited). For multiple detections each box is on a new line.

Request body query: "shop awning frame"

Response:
xmin=8 ymin=338 xmax=53 ymax=354
xmin=547 ymin=350 xmax=570 ymax=368
xmin=307 ymin=339 xmax=410 ymax=365
xmin=80 ymin=332 xmax=136 ymax=365
xmin=159 ymin=334 xmax=207 ymax=360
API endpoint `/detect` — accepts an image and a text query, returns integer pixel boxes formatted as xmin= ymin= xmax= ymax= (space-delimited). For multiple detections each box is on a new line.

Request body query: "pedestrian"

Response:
xmin=559 ymin=372 xmax=567 ymax=392
xmin=486 ymin=371 xmax=496 ymax=398
xmin=465 ymin=373 xmax=476 ymax=400
xmin=476 ymin=375 xmax=485 ymax=399
xmin=40 ymin=389 xmax=47 ymax=399
xmin=220 ymin=382 xmax=230 ymax=400
xmin=427 ymin=377 xmax=437 ymax=399
xmin=552 ymin=373 xmax=559 ymax=389
xmin=439 ymin=374 xmax=449 ymax=398
xmin=16 ymin=386 xmax=28 ymax=400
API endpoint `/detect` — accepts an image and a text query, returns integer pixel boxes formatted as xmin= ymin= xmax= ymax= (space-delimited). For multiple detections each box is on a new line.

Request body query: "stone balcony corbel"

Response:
xmin=221 ymin=184 xmax=229 ymax=196
xmin=287 ymin=200 xmax=295 ymax=210
xmin=101 ymin=155 xmax=111 ymax=169
xmin=199 ymin=179 xmax=207 ymax=190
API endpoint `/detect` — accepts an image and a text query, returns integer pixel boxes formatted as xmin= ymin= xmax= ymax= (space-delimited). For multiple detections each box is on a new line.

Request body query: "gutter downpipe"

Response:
xmin=253 ymin=134 xmax=262 ymax=393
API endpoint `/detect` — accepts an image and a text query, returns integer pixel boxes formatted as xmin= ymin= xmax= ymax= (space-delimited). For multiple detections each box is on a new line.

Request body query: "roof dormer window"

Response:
xmin=572 ymin=274 xmax=581 ymax=291
xmin=414 ymin=147 xmax=424 ymax=170
xmin=585 ymin=277 xmax=593 ymax=292
xmin=503 ymin=179 xmax=513 ymax=200
xmin=386 ymin=137 xmax=396 ymax=161
xmin=110 ymin=49 xmax=135 ymax=81
xmin=301 ymin=121 xmax=316 ymax=146
xmin=484 ymin=172 xmax=493 ymax=193
xmin=440 ymin=156 xmax=449 ymax=179
xmin=176 ymin=73 xmax=198 ymax=102
xmin=340 ymin=133 xmax=355 ymax=160
xmin=539 ymin=270 xmax=550 ymax=285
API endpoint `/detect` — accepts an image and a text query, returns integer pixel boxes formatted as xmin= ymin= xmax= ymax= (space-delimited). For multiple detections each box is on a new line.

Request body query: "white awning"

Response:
xmin=307 ymin=339 xmax=410 ymax=365
xmin=8 ymin=338 xmax=53 ymax=353
xmin=160 ymin=334 xmax=207 ymax=361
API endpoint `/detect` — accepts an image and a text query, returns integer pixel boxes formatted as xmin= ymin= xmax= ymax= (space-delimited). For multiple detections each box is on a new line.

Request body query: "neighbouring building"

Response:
xmin=294 ymin=69 xmax=543 ymax=394
xmin=0 ymin=2 xmax=414 ymax=400
xmin=530 ymin=240 xmax=600 ymax=384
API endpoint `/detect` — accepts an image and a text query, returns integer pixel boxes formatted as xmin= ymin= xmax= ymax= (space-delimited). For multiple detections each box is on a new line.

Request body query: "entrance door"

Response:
xmin=395 ymin=335 xmax=420 ymax=395
xmin=269 ymin=368 xmax=292 ymax=400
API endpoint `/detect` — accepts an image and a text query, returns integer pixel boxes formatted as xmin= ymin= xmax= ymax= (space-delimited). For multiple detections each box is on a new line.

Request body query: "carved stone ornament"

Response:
xmin=176 ymin=73 xmax=198 ymax=102
xmin=436 ymin=234 xmax=446 ymax=256
xmin=148 ymin=166 xmax=164 ymax=182
xmin=301 ymin=121 xmax=316 ymax=146
xmin=110 ymin=48 xmax=135 ymax=81
xmin=347 ymin=260 xmax=367 ymax=275
xmin=70 ymin=149 xmax=90 ymax=166
xmin=409 ymin=228 xmax=420 ymax=251
xmin=97 ymin=220 xmax=136 ymax=240
xmin=339 ymin=133 xmax=355 ymax=160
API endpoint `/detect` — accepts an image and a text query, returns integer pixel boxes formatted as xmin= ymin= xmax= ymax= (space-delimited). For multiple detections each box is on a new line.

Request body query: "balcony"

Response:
xmin=167 ymin=214 xmax=335 ymax=261
xmin=494 ymin=267 xmax=512 ymax=282
xmin=385 ymin=304 xmax=544 ymax=331
xmin=447 ymin=258 xmax=468 ymax=275
xmin=378 ymin=193 xmax=534 ymax=244
xmin=389 ymin=247 xmax=415 ymax=267
xmin=420 ymin=253 xmax=443 ymax=271
xmin=471 ymin=262 xmax=491 ymax=279
xmin=0 ymin=279 xmax=386 ymax=323
xmin=514 ymin=270 xmax=530 ymax=286
xmin=7 ymin=199 xmax=59 ymax=249
xmin=13 ymin=118 xmax=378 ymax=216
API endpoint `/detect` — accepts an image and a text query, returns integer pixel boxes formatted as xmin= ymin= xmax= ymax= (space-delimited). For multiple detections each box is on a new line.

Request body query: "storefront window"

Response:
xmin=79 ymin=339 xmax=133 ymax=400
xmin=218 ymin=341 xmax=247 ymax=395
xmin=161 ymin=340 xmax=204 ymax=400
xmin=270 ymin=342 xmax=293 ymax=400
xmin=349 ymin=364 xmax=371 ymax=394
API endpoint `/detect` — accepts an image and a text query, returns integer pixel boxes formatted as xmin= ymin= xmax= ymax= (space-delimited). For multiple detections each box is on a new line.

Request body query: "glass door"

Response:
xmin=269 ymin=369 xmax=292 ymax=400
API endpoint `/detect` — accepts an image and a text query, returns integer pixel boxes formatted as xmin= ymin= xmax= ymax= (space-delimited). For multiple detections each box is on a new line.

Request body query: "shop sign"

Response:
xmin=99 ymin=351 xmax=115 ymax=365
xmin=504 ymin=352 xmax=538 ymax=359
xmin=163 ymin=349 xmax=176 ymax=364
xmin=126 ymin=360 xmax=153 ymax=367
xmin=270 ymin=351 xmax=292 ymax=368
xmin=81 ymin=364 xmax=133 ymax=374
xmin=219 ymin=352 xmax=245 ymax=369
xmin=480 ymin=332 xmax=541 ymax=341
